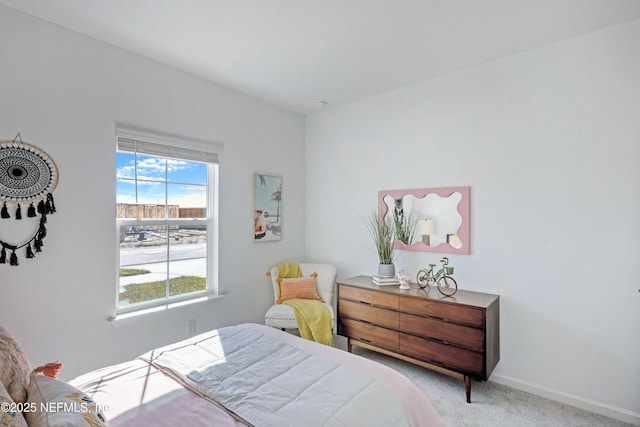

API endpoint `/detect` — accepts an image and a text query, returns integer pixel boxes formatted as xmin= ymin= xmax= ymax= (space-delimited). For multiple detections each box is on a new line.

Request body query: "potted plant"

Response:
xmin=363 ymin=209 xmax=396 ymax=277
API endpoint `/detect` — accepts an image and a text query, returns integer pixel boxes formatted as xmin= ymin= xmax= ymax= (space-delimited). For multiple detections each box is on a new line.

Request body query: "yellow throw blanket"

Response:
xmin=284 ymin=298 xmax=334 ymax=347
xmin=266 ymin=261 xmax=302 ymax=278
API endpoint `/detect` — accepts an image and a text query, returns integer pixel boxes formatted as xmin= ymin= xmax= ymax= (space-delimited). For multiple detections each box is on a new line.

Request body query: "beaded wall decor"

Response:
xmin=0 ymin=134 xmax=58 ymax=265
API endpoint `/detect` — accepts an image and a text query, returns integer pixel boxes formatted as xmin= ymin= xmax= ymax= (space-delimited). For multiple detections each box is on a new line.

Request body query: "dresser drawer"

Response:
xmin=339 ymin=299 xmax=399 ymax=330
xmin=400 ymin=333 xmax=484 ymax=376
xmin=339 ymin=285 xmax=399 ymax=310
xmin=340 ymin=318 xmax=399 ymax=350
xmin=399 ymin=297 xmax=483 ymax=327
xmin=400 ymin=313 xmax=484 ymax=350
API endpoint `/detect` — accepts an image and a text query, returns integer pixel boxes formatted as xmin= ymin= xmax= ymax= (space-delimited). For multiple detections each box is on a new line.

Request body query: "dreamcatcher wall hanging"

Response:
xmin=0 ymin=134 xmax=58 ymax=265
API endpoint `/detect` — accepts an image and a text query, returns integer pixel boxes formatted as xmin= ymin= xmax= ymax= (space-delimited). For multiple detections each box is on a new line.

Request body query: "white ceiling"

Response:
xmin=2 ymin=0 xmax=640 ymax=114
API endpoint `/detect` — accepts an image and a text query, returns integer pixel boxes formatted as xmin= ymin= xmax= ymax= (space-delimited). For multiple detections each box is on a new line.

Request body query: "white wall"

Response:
xmin=306 ymin=20 xmax=640 ymax=424
xmin=0 ymin=6 xmax=306 ymax=380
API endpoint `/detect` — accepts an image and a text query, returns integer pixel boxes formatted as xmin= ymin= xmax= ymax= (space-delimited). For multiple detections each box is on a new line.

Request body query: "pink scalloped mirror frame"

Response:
xmin=378 ymin=186 xmax=470 ymax=255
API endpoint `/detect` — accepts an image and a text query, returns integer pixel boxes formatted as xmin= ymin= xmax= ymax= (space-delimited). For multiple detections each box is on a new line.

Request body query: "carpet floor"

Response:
xmin=332 ymin=335 xmax=632 ymax=427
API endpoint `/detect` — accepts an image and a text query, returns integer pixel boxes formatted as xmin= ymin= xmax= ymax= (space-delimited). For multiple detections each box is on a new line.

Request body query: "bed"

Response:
xmin=68 ymin=323 xmax=446 ymax=427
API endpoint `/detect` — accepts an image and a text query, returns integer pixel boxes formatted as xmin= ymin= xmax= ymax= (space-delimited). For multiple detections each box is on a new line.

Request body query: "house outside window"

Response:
xmin=115 ymin=127 xmax=221 ymax=315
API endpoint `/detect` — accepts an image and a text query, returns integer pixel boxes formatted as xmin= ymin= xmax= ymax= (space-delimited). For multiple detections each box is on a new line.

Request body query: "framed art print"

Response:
xmin=253 ymin=173 xmax=282 ymax=242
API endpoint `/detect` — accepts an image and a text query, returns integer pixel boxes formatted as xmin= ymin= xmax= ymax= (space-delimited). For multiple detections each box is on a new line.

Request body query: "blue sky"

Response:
xmin=116 ymin=153 xmax=207 ymax=206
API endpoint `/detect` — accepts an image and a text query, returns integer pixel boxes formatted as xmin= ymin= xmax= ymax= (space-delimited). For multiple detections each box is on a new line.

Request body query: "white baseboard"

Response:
xmin=490 ymin=374 xmax=640 ymax=426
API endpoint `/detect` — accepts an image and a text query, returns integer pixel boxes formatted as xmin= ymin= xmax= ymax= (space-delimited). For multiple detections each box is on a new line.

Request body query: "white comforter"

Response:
xmin=72 ymin=324 xmax=446 ymax=427
xmin=140 ymin=324 xmax=408 ymax=427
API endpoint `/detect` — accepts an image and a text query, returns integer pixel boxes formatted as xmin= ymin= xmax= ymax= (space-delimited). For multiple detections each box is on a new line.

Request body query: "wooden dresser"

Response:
xmin=337 ymin=275 xmax=500 ymax=402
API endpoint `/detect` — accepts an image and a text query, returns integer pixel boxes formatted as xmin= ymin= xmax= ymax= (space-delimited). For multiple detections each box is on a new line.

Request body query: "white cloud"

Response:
xmin=116 ymin=158 xmax=191 ymax=183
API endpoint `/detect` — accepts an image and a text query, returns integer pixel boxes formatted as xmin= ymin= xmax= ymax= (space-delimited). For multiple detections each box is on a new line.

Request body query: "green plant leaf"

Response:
xmin=362 ymin=209 xmax=396 ymax=264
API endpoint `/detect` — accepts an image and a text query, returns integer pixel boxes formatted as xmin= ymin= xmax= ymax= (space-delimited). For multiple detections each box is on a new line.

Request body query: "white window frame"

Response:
xmin=114 ymin=125 xmax=222 ymax=317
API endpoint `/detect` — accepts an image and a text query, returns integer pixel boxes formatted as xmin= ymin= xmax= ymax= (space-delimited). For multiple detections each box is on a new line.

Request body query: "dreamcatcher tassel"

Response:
xmin=37 ymin=200 xmax=47 ymax=223
xmin=26 ymin=244 xmax=34 ymax=259
xmin=27 ymin=203 xmax=36 ymax=217
xmin=38 ymin=221 xmax=47 ymax=240
xmin=0 ymin=246 xmax=5 ymax=263
xmin=15 ymin=204 xmax=21 ymax=220
xmin=9 ymin=250 xmax=18 ymax=266
xmin=46 ymin=193 xmax=56 ymax=214
xmin=34 ymin=237 xmax=43 ymax=252
xmin=1 ymin=203 xmax=9 ymax=219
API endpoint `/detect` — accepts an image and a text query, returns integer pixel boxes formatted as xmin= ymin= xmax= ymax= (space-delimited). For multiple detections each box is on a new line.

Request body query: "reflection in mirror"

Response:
xmin=378 ymin=187 xmax=470 ymax=255
xmin=384 ymin=192 xmax=462 ymax=247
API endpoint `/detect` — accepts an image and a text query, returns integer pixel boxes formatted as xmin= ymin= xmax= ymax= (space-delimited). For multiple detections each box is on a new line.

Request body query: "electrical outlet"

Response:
xmin=187 ymin=319 xmax=196 ymax=335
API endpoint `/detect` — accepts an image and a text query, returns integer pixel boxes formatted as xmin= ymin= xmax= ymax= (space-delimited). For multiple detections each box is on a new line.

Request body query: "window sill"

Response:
xmin=108 ymin=293 xmax=224 ymax=326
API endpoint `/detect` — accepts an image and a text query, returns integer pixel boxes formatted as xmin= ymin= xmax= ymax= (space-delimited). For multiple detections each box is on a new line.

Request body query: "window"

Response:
xmin=115 ymin=127 xmax=221 ymax=314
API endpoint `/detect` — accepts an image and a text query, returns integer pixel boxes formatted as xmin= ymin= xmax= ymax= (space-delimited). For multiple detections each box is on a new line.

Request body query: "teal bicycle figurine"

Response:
xmin=416 ymin=257 xmax=458 ymax=296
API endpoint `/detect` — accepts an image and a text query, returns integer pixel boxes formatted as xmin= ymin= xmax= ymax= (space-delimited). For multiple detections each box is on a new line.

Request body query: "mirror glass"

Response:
xmin=378 ymin=186 xmax=470 ymax=255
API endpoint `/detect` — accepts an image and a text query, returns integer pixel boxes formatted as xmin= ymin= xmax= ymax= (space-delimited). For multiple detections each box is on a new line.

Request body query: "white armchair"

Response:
xmin=265 ymin=263 xmax=337 ymax=332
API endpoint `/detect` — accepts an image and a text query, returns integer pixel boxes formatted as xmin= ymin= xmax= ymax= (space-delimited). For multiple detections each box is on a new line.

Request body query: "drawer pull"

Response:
xmin=357 ymin=300 xmax=374 ymax=306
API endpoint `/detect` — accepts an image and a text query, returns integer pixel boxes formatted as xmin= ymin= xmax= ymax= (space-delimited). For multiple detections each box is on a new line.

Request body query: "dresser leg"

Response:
xmin=347 ymin=338 xmax=352 ymax=353
xmin=464 ymin=375 xmax=471 ymax=403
